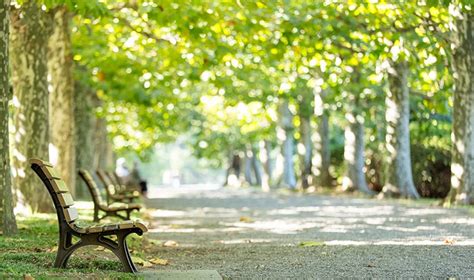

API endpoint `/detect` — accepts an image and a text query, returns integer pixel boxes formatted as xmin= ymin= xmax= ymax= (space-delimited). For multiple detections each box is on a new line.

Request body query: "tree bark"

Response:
xmin=312 ymin=90 xmax=331 ymax=187
xmin=278 ymin=101 xmax=297 ymax=189
xmin=259 ymin=140 xmax=272 ymax=191
xmin=250 ymin=144 xmax=263 ymax=187
xmin=74 ymin=80 xmax=96 ymax=199
xmin=93 ymin=116 xmax=112 ymax=171
xmin=243 ymin=149 xmax=254 ymax=185
xmin=299 ymin=114 xmax=312 ymax=189
xmin=10 ymin=2 xmax=54 ymax=213
xmin=342 ymin=112 xmax=373 ymax=194
xmin=381 ymin=61 xmax=420 ymax=199
xmin=446 ymin=9 xmax=474 ymax=205
xmin=0 ymin=0 xmax=17 ymax=235
xmin=48 ymin=6 xmax=75 ymax=195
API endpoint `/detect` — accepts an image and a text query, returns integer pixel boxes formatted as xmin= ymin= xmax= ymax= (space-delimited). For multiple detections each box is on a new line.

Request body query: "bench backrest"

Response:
xmin=96 ymin=169 xmax=117 ymax=196
xmin=106 ymin=171 xmax=128 ymax=193
xmin=30 ymin=159 xmax=78 ymax=226
xmin=112 ymin=171 xmax=124 ymax=186
xmin=78 ymin=169 xmax=106 ymax=207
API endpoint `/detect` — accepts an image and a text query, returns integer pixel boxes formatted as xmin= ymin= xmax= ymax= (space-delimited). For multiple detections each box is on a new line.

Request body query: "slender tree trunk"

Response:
xmin=243 ymin=149 xmax=254 ymax=185
xmin=250 ymin=144 xmax=263 ymax=187
xmin=104 ymin=141 xmax=115 ymax=171
xmin=446 ymin=10 xmax=474 ymax=205
xmin=93 ymin=116 xmax=109 ymax=171
xmin=342 ymin=112 xmax=373 ymax=194
xmin=381 ymin=61 xmax=420 ymax=199
xmin=74 ymin=80 xmax=96 ymax=199
xmin=264 ymin=140 xmax=273 ymax=182
xmin=48 ymin=6 xmax=75 ymax=195
xmin=298 ymin=90 xmax=314 ymax=189
xmin=278 ymin=101 xmax=297 ymax=189
xmin=258 ymin=140 xmax=271 ymax=191
xmin=299 ymin=114 xmax=312 ymax=189
xmin=10 ymin=3 xmax=54 ymax=213
xmin=0 ymin=0 xmax=17 ymax=235
xmin=312 ymin=90 xmax=331 ymax=187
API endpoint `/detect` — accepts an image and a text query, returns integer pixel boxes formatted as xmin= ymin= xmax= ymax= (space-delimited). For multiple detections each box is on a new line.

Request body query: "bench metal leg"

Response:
xmin=54 ymin=230 xmax=138 ymax=273
xmin=93 ymin=206 xmax=100 ymax=222
xmin=97 ymin=233 xmax=137 ymax=273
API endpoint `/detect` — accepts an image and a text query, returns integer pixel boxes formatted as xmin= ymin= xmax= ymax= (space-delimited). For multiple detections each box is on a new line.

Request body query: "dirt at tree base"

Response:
xmin=143 ymin=186 xmax=474 ymax=279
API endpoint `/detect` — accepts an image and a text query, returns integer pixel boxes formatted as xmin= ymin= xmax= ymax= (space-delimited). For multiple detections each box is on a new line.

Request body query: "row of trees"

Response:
xmin=0 ymin=0 xmax=107 ymax=235
xmin=0 ymin=1 xmax=473 ymax=237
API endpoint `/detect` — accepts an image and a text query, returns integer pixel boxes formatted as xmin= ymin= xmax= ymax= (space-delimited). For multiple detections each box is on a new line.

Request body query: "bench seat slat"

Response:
xmin=80 ymin=221 xmax=148 ymax=234
xmin=107 ymin=202 xmax=142 ymax=211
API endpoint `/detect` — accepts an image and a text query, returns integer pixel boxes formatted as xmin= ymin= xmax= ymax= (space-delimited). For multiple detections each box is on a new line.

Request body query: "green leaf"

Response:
xmin=299 ymin=241 xmax=325 ymax=247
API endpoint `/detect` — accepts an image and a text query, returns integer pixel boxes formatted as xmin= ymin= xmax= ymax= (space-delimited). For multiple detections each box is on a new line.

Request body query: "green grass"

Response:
xmin=0 ymin=211 xmax=147 ymax=279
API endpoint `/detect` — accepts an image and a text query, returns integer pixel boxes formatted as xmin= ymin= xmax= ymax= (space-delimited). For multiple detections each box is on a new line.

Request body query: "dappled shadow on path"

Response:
xmin=141 ymin=186 xmax=474 ymax=278
xmin=145 ymin=186 xmax=474 ymax=246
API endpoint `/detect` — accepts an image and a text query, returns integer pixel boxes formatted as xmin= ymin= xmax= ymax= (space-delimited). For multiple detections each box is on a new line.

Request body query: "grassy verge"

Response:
xmin=0 ymin=204 xmax=151 ymax=279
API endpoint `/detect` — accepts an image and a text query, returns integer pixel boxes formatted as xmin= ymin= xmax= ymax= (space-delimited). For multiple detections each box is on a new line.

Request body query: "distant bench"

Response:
xmin=78 ymin=169 xmax=142 ymax=222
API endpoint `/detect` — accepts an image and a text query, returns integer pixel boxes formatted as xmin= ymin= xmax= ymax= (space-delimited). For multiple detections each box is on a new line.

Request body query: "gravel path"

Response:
xmin=143 ymin=186 xmax=474 ymax=279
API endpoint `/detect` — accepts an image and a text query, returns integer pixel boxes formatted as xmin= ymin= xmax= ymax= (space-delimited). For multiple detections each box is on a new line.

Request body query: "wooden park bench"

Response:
xmin=30 ymin=158 xmax=147 ymax=273
xmin=78 ymin=169 xmax=142 ymax=222
xmin=96 ymin=169 xmax=139 ymax=204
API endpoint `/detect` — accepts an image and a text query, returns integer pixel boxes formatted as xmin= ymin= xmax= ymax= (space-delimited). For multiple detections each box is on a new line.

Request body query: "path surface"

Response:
xmin=143 ymin=186 xmax=474 ymax=279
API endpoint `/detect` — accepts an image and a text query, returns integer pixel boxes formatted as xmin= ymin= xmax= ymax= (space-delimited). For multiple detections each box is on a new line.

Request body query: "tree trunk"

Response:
xmin=278 ymin=101 xmax=297 ymax=189
xmin=250 ymin=144 xmax=263 ymax=187
xmin=48 ymin=7 xmax=75 ymax=195
xmin=263 ymin=140 xmax=273 ymax=182
xmin=312 ymin=90 xmax=331 ymax=187
xmin=446 ymin=10 xmax=474 ymax=205
xmin=243 ymin=149 xmax=254 ymax=185
xmin=299 ymin=114 xmax=312 ymax=189
xmin=342 ymin=112 xmax=373 ymax=194
xmin=0 ymin=0 xmax=17 ymax=235
xmin=381 ymin=61 xmax=420 ymax=199
xmin=104 ymin=141 xmax=115 ymax=171
xmin=10 ymin=2 xmax=54 ymax=213
xmin=74 ymin=80 xmax=96 ymax=199
xmin=259 ymin=140 xmax=272 ymax=191
xmin=93 ymin=116 xmax=109 ymax=171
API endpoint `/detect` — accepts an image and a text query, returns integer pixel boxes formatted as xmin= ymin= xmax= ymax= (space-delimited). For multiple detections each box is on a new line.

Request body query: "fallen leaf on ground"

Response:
xmin=146 ymin=238 xmax=162 ymax=245
xmin=163 ymin=240 xmax=179 ymax=247
xmin=142 ymin=261 xmax=153 ymax=268
xmin=94 ymin=246 xmax=105 ymax=251
xmin=239 ymin=216 xmax=254 ymax=223
xmin=367 ymin=263 xmax=376 ymax=267
xmin=150 ymin=258 xmax=170 ymax=265
xmin=46 ymin=246 xmax=57 ymax=253
xmin=299 ymin=241 xmax=325 ymax=247
xmin=24 ymin=274 xmax=35 ymax=280
xmin=131 ymin=256 xmax=146 ymax=265
xmin=444 ymin=238 xmax=456 ymax=245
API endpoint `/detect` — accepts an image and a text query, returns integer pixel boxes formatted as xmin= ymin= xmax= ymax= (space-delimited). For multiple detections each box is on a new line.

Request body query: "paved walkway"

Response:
xmin=143 ymin=186 xmax=474 ymax=279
